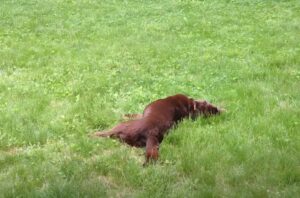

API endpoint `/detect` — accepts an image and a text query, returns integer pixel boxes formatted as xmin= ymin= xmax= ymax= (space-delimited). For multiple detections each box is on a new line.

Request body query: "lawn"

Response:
xmin=0 ymin=0 xmax=299 ymax=197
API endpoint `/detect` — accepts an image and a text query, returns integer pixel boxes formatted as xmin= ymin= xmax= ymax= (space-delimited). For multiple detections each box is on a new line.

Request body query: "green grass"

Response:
xmin=0 ymin=0 xmax=299 ymax=197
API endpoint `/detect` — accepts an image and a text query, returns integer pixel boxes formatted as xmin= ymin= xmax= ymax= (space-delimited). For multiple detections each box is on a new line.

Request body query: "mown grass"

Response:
xmin=0 ymin=0 xmax=299 ymax=197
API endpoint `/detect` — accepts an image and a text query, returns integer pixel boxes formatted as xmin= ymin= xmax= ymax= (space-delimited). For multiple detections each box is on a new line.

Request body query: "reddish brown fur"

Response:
xmin=93 ymin=94 xmax=222 ymax=164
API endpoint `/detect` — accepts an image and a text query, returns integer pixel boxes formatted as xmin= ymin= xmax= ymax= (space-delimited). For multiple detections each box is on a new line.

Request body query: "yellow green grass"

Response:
xmin=0 ymin=0 xmax=299 ymax=197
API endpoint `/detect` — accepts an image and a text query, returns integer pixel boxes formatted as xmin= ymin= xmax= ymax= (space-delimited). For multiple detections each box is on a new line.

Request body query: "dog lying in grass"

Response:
xmin=92 ymin=94 xmax=223 ymax=165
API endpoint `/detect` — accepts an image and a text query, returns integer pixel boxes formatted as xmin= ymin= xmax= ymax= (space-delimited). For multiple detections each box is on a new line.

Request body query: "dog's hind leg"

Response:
xmin=144 ymin=135 xmax=159 ymax=165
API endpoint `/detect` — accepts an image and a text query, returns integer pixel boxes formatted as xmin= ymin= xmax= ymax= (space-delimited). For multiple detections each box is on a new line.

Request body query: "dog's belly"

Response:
xmin=120 ymin=132 xmax=147 ymax=147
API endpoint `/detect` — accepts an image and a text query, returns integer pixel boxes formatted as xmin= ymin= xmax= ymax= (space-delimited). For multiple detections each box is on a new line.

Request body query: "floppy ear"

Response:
xmin=188 ymin=98 xmax=196 ymax=111
xmin=195 ymin=99 xmax=225 ymax=114
xmin=195 ymin=99 xmax=207 ymax=110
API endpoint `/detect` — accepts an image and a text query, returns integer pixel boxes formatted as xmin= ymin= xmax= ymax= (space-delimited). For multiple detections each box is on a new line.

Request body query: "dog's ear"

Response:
xmin=188 ymin=98 xmax=196 ymax=111
xmin=195 ymin=99 xmax=225 ymax=115
xmin=194 ymin=99 xmax=207 ymax=110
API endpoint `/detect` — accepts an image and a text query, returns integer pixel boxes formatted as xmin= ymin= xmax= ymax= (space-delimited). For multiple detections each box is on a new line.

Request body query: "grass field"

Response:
xmin=0 ymin=0 xmax=299 ymax=197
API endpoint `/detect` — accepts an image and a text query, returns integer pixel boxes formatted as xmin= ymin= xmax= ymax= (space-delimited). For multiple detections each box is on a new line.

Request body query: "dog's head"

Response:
xmin=192 ymin=100 xmax=224 ymax=118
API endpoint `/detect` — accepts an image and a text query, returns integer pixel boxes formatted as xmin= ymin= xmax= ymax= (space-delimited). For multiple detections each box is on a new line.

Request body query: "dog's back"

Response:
xmin=143 ymin=94 xmax=194 ymax=122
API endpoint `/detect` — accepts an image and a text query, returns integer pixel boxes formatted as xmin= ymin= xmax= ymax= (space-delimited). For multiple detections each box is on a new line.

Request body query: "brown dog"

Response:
xmin=93 ymin=94 xmax=222 ymax=164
